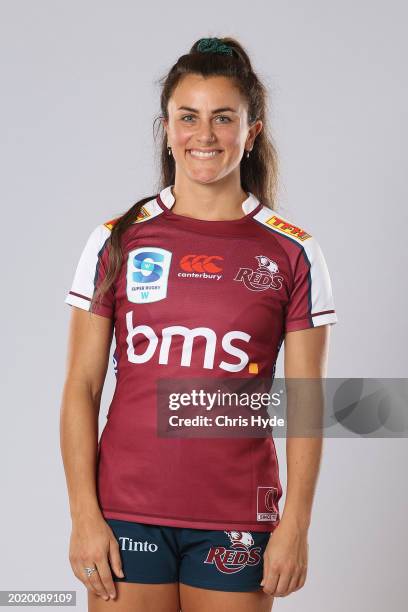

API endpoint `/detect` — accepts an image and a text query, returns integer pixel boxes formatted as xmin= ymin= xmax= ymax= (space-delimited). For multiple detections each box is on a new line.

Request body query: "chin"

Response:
xmin=189 ymin=174 xmax=221 ymax=185
xmin=184 ymin=167 xmax=218 ymax=181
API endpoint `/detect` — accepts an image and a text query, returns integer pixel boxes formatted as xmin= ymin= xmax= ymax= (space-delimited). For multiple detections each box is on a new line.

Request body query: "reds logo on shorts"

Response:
xmin=203 ymin=531 xmax=261 ymax=574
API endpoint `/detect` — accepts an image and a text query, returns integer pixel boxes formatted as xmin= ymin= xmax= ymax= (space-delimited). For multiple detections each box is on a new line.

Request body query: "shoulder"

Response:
xmin=101 ymin=194 xmax=164 ymax=231
xmin=251 ymin=204 xmax=326 ymax=265
xmin=252 ymin=205 xmax=313 ymax=244
xmin=83 ymin=223 xmax=112 ymax=251
xmin=78 ymin=195 xmax=162 ymax=258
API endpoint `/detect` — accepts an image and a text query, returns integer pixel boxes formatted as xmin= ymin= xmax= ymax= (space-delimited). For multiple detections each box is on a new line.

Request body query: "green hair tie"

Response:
xmin=196 ymin=37 xmax=234 ymax=56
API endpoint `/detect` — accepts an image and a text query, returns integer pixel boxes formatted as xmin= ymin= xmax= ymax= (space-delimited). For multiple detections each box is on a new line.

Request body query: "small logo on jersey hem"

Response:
xmin=234 ymin=255 xmax=283 ymax=291
xmin=257 ymin=486 xmax=278 ymax=521
xmin=204 ymin=531 xmax=261 ymax=574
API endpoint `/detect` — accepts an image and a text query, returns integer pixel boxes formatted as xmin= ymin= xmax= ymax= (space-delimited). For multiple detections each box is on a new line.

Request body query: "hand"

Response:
xmin=69 ymin=512 xmax=124 ymax=601
xmin=260 ymin=518 xmax=308 ymax=597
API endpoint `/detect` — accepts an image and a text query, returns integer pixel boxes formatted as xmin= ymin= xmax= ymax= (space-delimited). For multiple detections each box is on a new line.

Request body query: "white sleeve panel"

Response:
xmin=285 ymin=236 xmax=338 ymax=333
xmin=64 ymin=224 xmax=113 ymax=317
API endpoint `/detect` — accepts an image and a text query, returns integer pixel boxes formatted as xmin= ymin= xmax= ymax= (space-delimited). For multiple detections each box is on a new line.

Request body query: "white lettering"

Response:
xmin=160 ymin=325 xmax=216 ymax=368
xmin=125 ymin=312 xmax=252 ymax=372
xmin=126 ymin=313 xmax=158 ymax=363
xmin=118 ymin=536 xmax=158 ymax=552
xmin=220 ymin=330 xmax=251 ymax=372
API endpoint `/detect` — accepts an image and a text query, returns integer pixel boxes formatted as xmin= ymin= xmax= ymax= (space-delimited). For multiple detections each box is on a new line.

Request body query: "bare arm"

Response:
xmin=261 ymin=325 xmax=331 ymax=597
xmin=280 ymin=324 xmax=330 ymax=530
xmin=60 ymin=306 xmax=113 ymax=521
xmin=60 ymin=307 xmax=123 ymax=601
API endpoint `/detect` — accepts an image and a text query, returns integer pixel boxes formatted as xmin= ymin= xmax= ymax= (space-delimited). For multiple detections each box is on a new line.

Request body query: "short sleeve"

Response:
xmin=64 ymin=224 xmax=115 ymax=319
xmin=285 ymin=237 xmax=338 ymax=333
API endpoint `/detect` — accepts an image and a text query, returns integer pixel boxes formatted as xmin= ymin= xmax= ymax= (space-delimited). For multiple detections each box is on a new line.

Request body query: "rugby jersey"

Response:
xmin=64 ymin=185 xmax=338 ymax=532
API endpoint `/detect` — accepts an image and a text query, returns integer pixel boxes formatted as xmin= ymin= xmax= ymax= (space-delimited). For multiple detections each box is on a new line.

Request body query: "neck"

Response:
xmin=170 ymin=175 xmax=249 ymax=221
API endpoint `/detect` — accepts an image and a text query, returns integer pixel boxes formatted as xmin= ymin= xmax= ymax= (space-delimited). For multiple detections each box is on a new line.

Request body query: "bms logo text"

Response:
xmin=125 ymin=311 xmax=251 ymax=372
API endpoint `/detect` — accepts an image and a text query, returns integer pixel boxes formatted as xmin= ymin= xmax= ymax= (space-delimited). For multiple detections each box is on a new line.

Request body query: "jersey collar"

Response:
xmin=158 ymin=185 xmax=261 ymax=216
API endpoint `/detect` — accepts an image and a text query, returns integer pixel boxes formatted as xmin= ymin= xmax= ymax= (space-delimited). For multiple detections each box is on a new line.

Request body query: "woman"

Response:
xmin=60 ymin=36 xmax=338 ymax=612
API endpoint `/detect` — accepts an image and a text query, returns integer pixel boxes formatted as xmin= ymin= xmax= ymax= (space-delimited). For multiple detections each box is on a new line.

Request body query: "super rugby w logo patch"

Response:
xmin=203 ymin=531 xmax=261 ymax=574
xmin=233 ymin=255 xmax=284 ymax=291
xmin=126 ymin=247 xmax=172 ymax=303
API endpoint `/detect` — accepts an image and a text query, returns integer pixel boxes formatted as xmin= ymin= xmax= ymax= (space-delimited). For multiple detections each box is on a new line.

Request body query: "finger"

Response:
xmin=108 ymin=537 xmax=125 ymax=579
xmin=262 ymin=569 xmax=280 ymax=596
xmin=96 ymin=556 xmax=118 ymax=600
xmin=85 ymin=562 xmax=110 ymax=600
xmin=286 ymin=571 xmax=301 ymax=594
xmin=260 ymin=556 xmax=269 ymax=587
xmin=274 ymin=572 xmax=291 ymax=596
xmin=295 ymin=568 xmax=307 ymax=590
xmin=73 ymin=564 xmax=101 ymax=598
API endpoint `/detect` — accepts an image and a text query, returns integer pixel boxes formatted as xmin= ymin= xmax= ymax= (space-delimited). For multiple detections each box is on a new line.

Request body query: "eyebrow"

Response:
xmin=176 ymin=106 xmax=237 ymax=114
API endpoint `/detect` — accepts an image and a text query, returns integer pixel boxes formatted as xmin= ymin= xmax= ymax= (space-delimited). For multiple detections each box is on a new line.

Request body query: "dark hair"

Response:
xmin=90 ymin=36 xmax=279 ymax=313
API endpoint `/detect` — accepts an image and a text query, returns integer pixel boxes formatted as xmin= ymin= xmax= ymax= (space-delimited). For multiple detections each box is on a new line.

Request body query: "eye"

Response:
xmin=180 ymin=114 xmax=232 ymax=123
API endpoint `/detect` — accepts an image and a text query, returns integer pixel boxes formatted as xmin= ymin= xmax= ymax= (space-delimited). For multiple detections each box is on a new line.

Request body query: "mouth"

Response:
xmin=187 ymin=149 xmax=223 ymax=160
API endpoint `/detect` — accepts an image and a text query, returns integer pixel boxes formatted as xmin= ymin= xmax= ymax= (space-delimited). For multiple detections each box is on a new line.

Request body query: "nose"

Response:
xmin=196 ymin=120 xmax=217 ymax=144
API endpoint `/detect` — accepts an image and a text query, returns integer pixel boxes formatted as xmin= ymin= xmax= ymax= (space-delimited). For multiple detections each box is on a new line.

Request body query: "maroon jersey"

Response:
xmin=65 ymin=185 xmax=337 ymax=532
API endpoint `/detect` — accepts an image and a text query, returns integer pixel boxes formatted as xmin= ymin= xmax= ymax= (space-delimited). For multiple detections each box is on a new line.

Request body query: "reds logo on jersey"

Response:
xmin=204 ymin=531 xmax=261 ymax=574
xmin=233 ymin=255 xmax=284 ymax=291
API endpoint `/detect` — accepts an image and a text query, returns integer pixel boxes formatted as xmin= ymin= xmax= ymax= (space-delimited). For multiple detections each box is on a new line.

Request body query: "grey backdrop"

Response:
xmin=1 ymin=0 xmax=407 ymax=610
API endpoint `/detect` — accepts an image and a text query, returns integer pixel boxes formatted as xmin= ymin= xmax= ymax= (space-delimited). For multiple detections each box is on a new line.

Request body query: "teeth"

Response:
xmin=189 ymin=150 xmax=220 ymax=158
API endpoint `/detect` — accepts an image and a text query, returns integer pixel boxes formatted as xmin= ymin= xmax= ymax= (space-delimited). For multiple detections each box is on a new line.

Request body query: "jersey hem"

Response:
xmin=101 ymin=509 xmax=280 ymax=533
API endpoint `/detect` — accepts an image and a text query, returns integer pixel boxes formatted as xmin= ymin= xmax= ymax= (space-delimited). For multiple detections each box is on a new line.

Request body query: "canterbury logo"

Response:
xmin=179 ymin=254 xmax=223 ymax=273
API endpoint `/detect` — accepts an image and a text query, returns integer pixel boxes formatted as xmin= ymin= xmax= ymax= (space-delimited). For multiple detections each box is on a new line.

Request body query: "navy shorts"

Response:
xmin=106 ymin=518 xmax=271 ymax=592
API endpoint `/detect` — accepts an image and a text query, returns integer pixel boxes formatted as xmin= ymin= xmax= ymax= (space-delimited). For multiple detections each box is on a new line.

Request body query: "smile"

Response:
xmin=188 ymin=149 xmax=222 ymax=159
